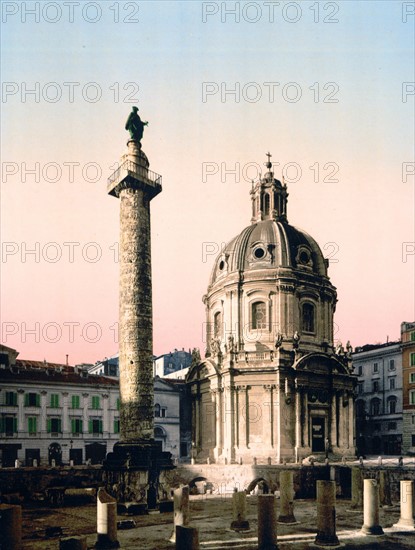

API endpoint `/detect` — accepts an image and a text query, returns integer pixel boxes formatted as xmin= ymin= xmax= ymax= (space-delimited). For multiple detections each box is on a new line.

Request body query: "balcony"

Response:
xmin=107 ymin=159 xmax=162 ymax=198
xmin=234 ymin=350 xmax=274 ymax=363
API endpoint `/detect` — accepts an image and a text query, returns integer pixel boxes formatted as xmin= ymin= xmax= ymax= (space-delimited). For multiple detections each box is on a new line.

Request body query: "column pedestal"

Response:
xmin=103 ymin=440 xmax=173 ymax=513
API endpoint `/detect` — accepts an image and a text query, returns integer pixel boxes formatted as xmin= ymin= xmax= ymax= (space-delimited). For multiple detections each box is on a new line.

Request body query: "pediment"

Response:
xmin=186 ymin=358 xmax=220 ymax=383
xmin=293 ymin=352 xmax=349 ymax=375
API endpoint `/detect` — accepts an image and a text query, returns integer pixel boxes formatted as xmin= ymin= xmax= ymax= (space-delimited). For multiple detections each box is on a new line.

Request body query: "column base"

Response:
xmin=277 ymin=515 xmax=298 ymax=525
xmin=392 ymin=519 xmax=415 ymax=530
xmin=313 ymin=534 xmax=341 ymax=547
xmin=95 ymin=534 xmax=120 ymax=549
xmin=230 ymin=520 xmax=250 ymax=531
xmin=360 ymin=525 xmax=384 ymax=536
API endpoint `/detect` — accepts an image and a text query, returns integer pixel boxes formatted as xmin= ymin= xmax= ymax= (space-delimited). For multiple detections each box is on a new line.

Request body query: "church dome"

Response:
xmin=210 ymin=219 xmax=328 ymax=286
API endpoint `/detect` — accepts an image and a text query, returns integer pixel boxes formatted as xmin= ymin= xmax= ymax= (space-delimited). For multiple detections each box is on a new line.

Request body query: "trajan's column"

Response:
xmin=104 ymin=108 xmax=172 ymax=511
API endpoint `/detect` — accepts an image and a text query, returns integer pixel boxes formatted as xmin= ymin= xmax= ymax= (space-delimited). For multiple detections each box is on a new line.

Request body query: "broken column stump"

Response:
xmin=278 ymin=470 xmax=297 ymax=524
xmin=230 ymin=490 xmax=250 ymax=531
xmin=393 ymin=480 xmax=415 ymax=530
xmin=314 ymin=480 xmax=339 ymax=547
xmin=361 ymin=479 xmax=384 ymax=536
xmin=258 ymin=494 xmax=277 ymax=550
xmin=95 ymin=488 xmax=119 ymax=549
xmin=176 ymin=525 xmax=199 ymax=549
xmin=0 ymin=504 xmax=22 ymax=550
xmin=170 ymin=485 xmax=190 ymax=542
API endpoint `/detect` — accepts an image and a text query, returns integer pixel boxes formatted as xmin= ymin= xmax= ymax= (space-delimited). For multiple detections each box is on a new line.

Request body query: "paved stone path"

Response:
xmin=22 ymin=494 xmax=415 ymax=549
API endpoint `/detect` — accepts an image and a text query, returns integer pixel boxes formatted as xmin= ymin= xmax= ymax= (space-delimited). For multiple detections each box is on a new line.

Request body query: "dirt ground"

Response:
xmin=21 ymin=493 xmax=415 ymax=549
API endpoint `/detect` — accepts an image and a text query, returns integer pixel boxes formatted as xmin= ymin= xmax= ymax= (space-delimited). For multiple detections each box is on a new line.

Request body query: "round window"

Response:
xmin=219 ymin=260 xmax=225 ymax=271
xmin=299 ymin=250 xmax=310 ymax=264
xmin=254 ymin=247 xmax=265 ymax=259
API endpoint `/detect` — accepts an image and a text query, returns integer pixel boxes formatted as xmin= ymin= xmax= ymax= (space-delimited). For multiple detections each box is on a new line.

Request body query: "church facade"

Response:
xmin=187 ymin=157 xmax=356 ymax=463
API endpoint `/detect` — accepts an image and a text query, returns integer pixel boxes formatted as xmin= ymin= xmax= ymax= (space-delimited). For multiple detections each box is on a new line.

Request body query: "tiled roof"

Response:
xmin=0 ymin=360 xmax=119 ymax=387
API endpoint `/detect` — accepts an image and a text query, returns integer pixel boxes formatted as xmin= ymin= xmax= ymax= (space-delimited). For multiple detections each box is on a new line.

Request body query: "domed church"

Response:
xmin=186 ymin=155 xmax=356 ymax=463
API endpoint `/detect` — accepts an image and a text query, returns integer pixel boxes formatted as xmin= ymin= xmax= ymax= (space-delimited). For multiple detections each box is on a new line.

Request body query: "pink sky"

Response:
xmin=1 ymin=2 xmax=414 ymax=365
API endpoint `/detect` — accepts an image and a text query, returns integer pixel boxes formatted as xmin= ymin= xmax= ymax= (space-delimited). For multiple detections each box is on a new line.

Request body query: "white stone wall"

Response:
xmin=0 ymin=378 xmax=119 ymax=465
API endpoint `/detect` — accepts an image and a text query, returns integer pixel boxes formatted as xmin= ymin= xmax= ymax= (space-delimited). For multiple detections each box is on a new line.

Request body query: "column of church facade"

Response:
xmin=330 ymin=392 xmax=337 ymax=450
xmin=220 ymin=375 xmax=234 ymax=461
xmin=234 ymin=387 xmax=240 ymax=450
xmin=264 ymin=385 xmax=275 ymax=448
xmin=275 ymin=372 xmax=282 ymax=463
xmin=295 ymin=387 xmax=301 ymax=461
xmin=303 ymin=391 xmax=309 ymax=448
xmin=195 ymin=395 xmax=201 ymax=449
xmin=348 ymin=394 xmax=354 ymax=449
xmin=340 ymin=392 xmax=348 ymax=449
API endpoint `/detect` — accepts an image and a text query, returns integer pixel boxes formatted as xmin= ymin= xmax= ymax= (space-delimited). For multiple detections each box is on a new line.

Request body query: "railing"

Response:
xmin=107 ymin=159 xmax=162 ymax=190
xmin=233 ymin=350 xmax=274 ymax=362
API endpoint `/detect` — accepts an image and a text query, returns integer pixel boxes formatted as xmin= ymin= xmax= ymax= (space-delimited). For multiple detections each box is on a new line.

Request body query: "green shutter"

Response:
xmin=13 ymin=392 xmax=17 ymax=406
xmin=79 ymin=419 xmax=83 ymax=433
xmin=117 ymin=398 xmax=120 ymax=410
xmin=36 ymin=394 xmax=40 ymax=407
xmin=47 ymin=418 xmax=51 ymax=433
xmin=13 ymin=417 xmax=17 ymax=433
xmin=51 ymin=394 xmax=59 ymax=407
xmin=0 ymin=417 xmax=4 ymax=432
xmin=89 ymin=420 xmax=93 ymax=433
xmin=71 ymin=418 xmax=75 ymax=433
xmin=28 ymin=417 xmax=32 ymax=433
xmin=24 ymin=394 xmax=29 ymax=406
xmin=28 ymin=417 xmax=37 ymax=434
xmin=99 ymin=419 xmax=103 ymax=433
xmin=411 ymin=353 xmax=415 ymax=367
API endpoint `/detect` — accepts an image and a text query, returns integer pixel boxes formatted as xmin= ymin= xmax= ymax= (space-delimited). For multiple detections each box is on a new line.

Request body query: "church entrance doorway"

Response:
xmin=311 ymin=417 xmax=325 ymax=452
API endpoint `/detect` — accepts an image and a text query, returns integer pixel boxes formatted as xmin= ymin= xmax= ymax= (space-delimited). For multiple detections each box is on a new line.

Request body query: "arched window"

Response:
xmin=302 ymin=303 xmax=315 ymax=333
xmin=154 ymin=426 xmax=165 ymax=438
xmin=252 ymin=301 xmax=267 ymax=330
xmin=370 ymin=398 xmax=381 ymax=416
xmin=264 ymin=193 xmax=270 ymax=215
xmin=388 ymin=396 xmax=397 ymax=415
xmin=214 ymin=311 xmax=222 ymax=338
xmin=154 ymin=404 xmax=161 ymax=418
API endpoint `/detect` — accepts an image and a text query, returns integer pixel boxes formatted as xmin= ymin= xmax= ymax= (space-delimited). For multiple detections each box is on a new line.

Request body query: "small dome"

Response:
xmin=210 ymin=219 xmax=328 ymax=285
